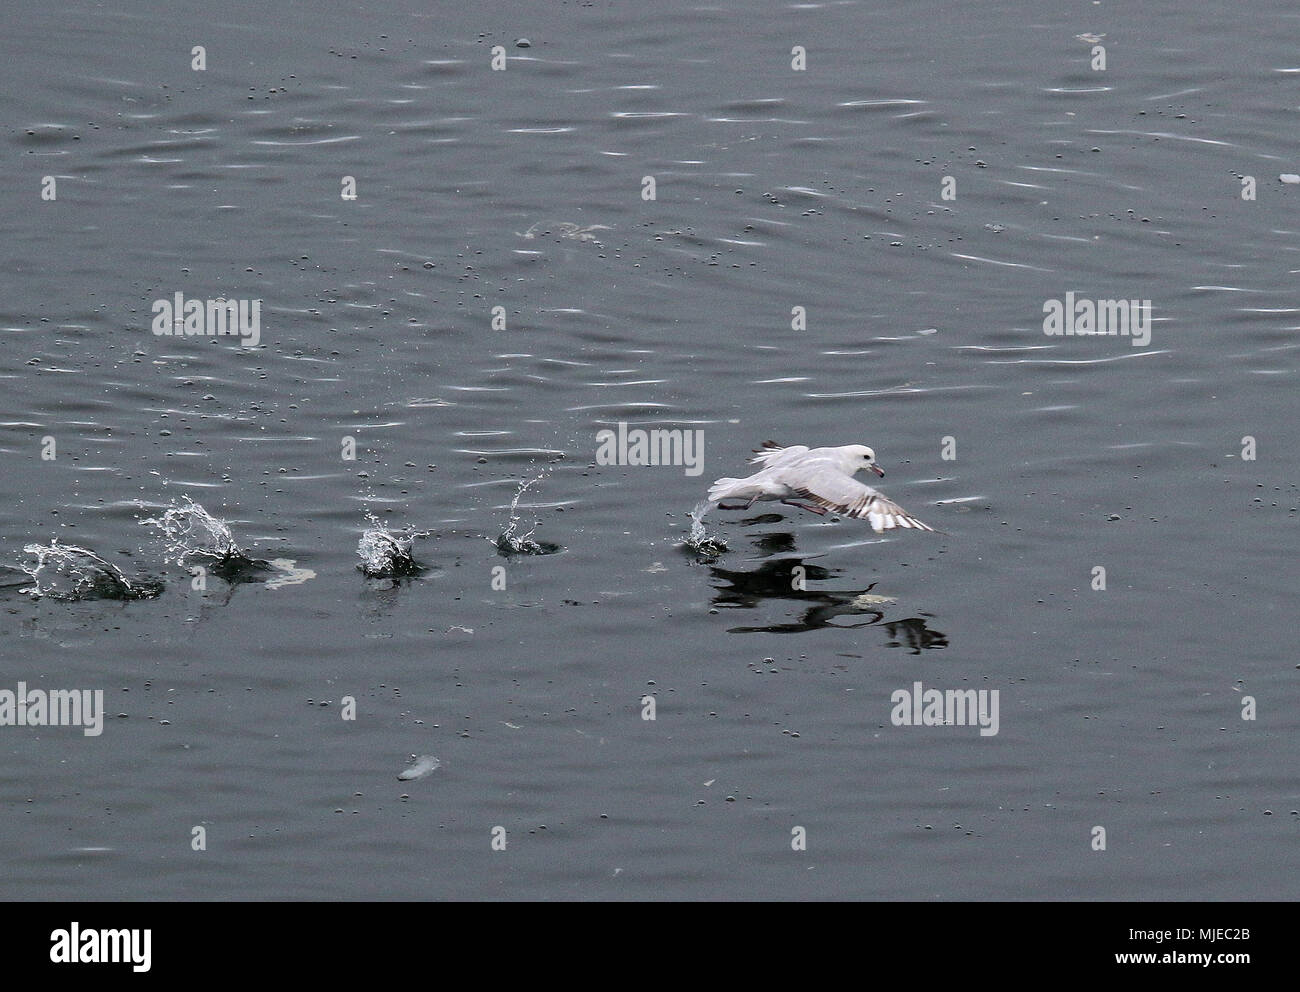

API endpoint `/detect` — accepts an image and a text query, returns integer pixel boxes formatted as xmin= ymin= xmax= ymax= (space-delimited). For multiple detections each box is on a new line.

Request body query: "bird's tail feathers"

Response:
xmin=707 ymin=477 xmax=745 ymax=502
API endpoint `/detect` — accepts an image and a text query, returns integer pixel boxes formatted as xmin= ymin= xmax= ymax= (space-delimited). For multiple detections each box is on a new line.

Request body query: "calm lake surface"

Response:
xmin=2 ymin=0 xmax=1296 ymax=899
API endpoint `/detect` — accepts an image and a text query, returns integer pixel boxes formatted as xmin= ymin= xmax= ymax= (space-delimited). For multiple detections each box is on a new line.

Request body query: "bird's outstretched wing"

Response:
xmin=788 ymin=466 xmax=936 ymax=533
xmin=748 ymin=440 xmax=809 ymax=467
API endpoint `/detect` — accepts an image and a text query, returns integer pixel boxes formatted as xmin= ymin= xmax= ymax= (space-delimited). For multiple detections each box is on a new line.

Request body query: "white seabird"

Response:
xmin=707 ymin=441 xmax=937 ymax=534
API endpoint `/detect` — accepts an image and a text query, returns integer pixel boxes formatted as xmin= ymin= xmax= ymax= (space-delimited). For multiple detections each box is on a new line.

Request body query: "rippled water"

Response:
xmin=1 ymin=0 xmax=1296 ymax=900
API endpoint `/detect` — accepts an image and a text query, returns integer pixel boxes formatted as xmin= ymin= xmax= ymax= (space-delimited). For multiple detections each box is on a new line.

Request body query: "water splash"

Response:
xmin=139 ymin=497 xmax=270 ymax=582
xmin=357 ymin=513 xmax=429 ymax=577
xmin=494 ymin=474 xmax=563 ymax=556
xmin=140 ymin=497 xmax=240 ymax=564
xmin=19 ymin=540 xmax=162 ymax=600
xmin=684 ymin=501 xmax=728 ymax=557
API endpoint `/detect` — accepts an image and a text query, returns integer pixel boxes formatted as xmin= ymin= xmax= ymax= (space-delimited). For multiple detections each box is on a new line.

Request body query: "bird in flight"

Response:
xmin=706 ymin=441 xmax=938 ymax=534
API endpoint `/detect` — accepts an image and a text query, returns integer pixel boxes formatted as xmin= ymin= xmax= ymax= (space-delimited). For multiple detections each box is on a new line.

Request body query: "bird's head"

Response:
xmin=843 ymin=444 xmax=885 ymax=477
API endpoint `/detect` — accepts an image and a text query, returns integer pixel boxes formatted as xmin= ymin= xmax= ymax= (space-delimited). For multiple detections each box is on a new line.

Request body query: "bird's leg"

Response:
xmin=781 ymin=499 xmax=828 ymax=516
xmin=717 ymin=495 xmax=760 ymax=511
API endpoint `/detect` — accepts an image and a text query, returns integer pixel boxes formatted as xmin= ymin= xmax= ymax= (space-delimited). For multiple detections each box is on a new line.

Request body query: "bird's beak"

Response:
xmin=870 ymin=464 xmax=885 ymax=478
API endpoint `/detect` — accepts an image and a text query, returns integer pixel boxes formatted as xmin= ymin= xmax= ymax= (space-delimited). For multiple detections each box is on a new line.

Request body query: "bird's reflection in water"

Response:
xmin=704 ymin=525 xmax=948 ymax=652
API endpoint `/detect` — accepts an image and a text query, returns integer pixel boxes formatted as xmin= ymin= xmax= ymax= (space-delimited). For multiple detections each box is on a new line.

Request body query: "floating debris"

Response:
xmin=264 ymin=559 xmax=317 ymax=589
xmin=852 ymin=592 xmax=896 ymax=606
xmin=397 ymin=755 xmax=441 ymax=781
xmin=516 ymin=220 xmax=612 ymax=244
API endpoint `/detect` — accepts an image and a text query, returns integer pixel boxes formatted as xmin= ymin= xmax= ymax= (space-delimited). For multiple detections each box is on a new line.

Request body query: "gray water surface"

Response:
xmin=1 ymin=0 xmax=1296 ymax=900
